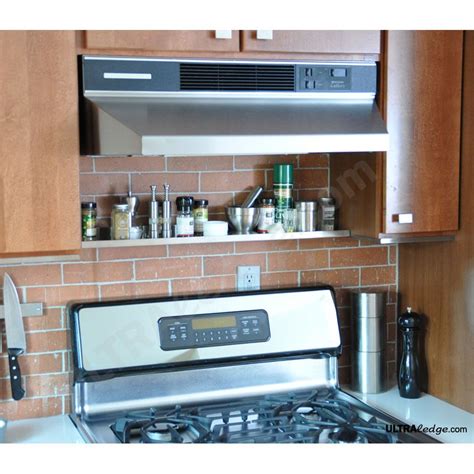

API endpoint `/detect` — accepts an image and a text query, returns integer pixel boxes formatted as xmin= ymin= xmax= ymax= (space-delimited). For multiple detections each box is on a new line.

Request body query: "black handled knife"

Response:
xmin=3 ymin=273 xmax=26 ymax=401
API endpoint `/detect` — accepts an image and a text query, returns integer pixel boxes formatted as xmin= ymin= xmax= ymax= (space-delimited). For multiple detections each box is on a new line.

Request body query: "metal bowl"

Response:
xmin=226 ymin=207 xmax=260 ymax=234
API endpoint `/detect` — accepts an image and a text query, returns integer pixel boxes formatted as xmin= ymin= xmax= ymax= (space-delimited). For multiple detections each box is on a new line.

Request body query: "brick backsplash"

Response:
xmin=0 ymin=154 xmax=398 ymax=420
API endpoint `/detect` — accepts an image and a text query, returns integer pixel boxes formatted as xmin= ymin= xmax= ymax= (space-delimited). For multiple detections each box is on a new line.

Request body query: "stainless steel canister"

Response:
xmin=351 ymin=292 xmax=386 ymax=394
xmin=295 ymin=201 xmax=317 ymax=232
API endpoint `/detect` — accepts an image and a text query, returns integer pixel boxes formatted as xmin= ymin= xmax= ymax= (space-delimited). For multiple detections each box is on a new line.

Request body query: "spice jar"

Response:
xmin=318 ymin=197 xmax=336 ymax=231
xmin=81 ymin=202 xmax=97 ymax=241
xmin=111 ymin=204 xmax=132 ymax=240
xmin=193 ymin=199 xmax=209 ymax=236
xmin=176 ymin=196 xmax=194 ymax=237
xmin=257 ymin=198 xmax=275 ymax=233
xmin=273 ymin=164 xmax=293 ymax=223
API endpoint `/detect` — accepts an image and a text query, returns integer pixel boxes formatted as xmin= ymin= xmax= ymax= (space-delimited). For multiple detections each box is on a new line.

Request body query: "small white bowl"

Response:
xmin=203 ymin=221 xmax=228 ymax=237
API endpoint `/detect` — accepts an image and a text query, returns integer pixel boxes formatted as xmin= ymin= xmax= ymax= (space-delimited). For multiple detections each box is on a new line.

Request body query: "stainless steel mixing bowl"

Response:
xmin=226 ymin=207 xmax=260 ymax=234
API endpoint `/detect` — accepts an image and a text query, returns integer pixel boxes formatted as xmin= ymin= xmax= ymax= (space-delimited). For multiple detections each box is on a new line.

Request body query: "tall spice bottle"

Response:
xmin=273 ymin=164 xmax=294 ymax=223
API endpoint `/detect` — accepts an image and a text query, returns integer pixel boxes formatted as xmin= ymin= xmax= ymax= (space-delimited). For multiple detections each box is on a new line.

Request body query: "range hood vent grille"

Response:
xmin=180 ymin=63 xmax=295 ymax=91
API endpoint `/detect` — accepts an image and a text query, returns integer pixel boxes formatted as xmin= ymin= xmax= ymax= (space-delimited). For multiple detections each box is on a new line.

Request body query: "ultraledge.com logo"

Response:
xmin=386 ymin=423 xmax=468 ymax=436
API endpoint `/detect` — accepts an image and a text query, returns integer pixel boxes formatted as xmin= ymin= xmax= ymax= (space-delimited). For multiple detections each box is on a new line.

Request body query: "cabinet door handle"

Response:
xmin=393 ymin=213 xmax=414 ymax=224
xmin=215 ymin=30 xmax=233 ymax=40
xmin=256 ymin=30 xmax=273 ymax=40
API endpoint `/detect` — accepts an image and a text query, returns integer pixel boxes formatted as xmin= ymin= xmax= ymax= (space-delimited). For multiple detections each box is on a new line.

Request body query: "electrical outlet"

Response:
xmin=237 ymin=266 xmax=261 ymax=291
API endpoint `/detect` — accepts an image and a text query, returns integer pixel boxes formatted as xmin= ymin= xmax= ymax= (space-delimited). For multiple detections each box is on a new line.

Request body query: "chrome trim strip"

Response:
xmin=103 ymin=72 xmax=152 ymax=80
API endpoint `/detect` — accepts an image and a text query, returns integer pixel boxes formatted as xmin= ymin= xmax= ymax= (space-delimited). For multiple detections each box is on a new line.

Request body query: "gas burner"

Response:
xmin=141 ymin=417 xmax=209 ymax=443
xmin=327 ymin=427 xmax=368 ymax=444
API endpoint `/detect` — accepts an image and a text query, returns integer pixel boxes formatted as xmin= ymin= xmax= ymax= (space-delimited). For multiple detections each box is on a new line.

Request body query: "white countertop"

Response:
xmin=3 ymin=415 xmax=84 ymax=443
xmin=346 ymin=385 xmax=474 ymax=443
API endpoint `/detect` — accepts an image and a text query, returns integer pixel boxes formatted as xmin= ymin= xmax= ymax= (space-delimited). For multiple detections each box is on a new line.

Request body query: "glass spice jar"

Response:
xmin=81 ymin=202 xmax=97 ymax=241
xmin=193 ymin=199 xmax=209 ymax=236
xmin=111 ymin=203 xmax=132 ymax=240
xmin=176 ymin=196 xmax=194 ymax=237
xmin=257 ymin=198 xmax=275 ymax=234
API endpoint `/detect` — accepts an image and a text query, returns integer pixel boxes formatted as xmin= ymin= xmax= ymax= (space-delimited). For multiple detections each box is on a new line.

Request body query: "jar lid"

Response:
xmin=81 ymin=202 xmax=97 ymax=209
xmin=176 ymin=196 xmax=194 ymax=210
xmin=259 ymin=198 xmax=275 ymax=206
xmin=113 ymin=204 xmax=129 ymax=210
xmin=273 ymin=164 xmax=293 ymax=184
xmin=318 ymin=197 xmax=335 ymax=205
xmin=193 ymin=199 xmax=209 ymax=207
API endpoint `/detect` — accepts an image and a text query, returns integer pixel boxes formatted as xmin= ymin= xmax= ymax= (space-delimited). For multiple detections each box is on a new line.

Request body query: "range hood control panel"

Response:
xmin=296 ymin=66 xmax=352 ymax=91
xmin=158 ymin=310 xmax=270 ymax=351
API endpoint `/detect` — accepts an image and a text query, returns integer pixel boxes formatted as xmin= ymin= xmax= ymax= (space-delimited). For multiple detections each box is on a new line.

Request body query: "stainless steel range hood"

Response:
xmin=80 ymin=57 xmax=389 ymax=156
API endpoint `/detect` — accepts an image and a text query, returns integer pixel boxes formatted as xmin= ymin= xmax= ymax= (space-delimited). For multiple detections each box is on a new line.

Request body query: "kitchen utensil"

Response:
xmin=148 ymin=185 xmax=159 ymax=239
xmin=3 ymin=273 xmax=26 ymax=401
xmin=225 ymin=207 xmax=260 ymax=234
xmin=162 ymin=183 xmax=171 ymax=238
xmin=203 ymin=221 xmax=228 ymax=237
xmin=296 ymin=201 xmax=317 ymax=232
xmin=241 ymin=186 xmax=264 ymax=208
xmin=351 ymin=291 xmax=386 ymax=394
xmin=125 ymin=191 xmax=140 ymax=220
xmin=129 ymin=226 xmax=143 ymax=240
xmin=0 ymin=418 xmax=7 ymax=443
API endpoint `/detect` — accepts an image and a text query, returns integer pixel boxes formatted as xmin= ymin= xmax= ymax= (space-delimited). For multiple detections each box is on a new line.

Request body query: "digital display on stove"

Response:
xmin=191 ymin=316 xmax=236 ymax=330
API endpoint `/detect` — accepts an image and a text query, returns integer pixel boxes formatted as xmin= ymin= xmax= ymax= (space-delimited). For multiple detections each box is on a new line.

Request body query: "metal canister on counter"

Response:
xmin=296 ymin=201 xmax=317 ymax=232
xmin=317 ymin=197 xmax=336 ymax=231
xmin=81 ymin=202 xmax=97 ymax=241
xmin=257 ymin=198 xmax=275 ymax=233
xmin=193 ymin=199 xmax=209 ymax=236
xmin=111 ymin=203 xmax=132 ymax=240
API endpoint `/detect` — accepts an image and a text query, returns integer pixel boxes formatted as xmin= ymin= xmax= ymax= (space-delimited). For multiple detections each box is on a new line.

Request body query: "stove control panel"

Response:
xmin=158 ymin=310 xmax=270 ymax=351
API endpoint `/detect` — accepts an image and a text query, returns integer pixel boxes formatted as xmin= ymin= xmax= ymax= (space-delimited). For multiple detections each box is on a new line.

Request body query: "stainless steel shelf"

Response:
xmin=81 ymin=230 xmax=351 ymax=249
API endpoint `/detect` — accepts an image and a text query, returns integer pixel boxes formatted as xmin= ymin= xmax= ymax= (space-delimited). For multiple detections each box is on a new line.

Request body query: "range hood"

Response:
xmin=80 ymin=57 xmax=389 ymax=156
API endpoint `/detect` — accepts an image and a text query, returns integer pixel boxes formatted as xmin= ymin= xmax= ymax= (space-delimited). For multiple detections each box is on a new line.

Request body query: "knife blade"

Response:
xmin=3 ymin=273 xmax=26 ymax=401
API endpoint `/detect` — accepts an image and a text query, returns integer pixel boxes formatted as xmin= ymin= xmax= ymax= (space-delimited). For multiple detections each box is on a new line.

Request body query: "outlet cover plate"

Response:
xmin=237 ymin=266 xmax=261 ymax=291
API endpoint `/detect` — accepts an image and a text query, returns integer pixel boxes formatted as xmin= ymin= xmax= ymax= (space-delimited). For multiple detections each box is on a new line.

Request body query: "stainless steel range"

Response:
xmin=68 ymin=286 xmax=437 ymax=443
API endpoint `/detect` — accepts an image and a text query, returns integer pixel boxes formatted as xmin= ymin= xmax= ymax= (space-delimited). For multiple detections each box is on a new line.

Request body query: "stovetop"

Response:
xmin=72 ymin=388 xmax=438 ymax=444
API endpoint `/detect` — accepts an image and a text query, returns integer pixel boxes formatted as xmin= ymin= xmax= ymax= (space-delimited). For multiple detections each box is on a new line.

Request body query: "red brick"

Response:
xmin=23 ymin=308 xmax=62 ymax=332
xmin=338 ymin=366 xmax=350 ymax=385
xmin=132 ymin=172 xmax=199 ymax=193
xmin=79 ymin=156 xmax=94 ymax=172
xmin=167 ymin=156 xmax=233 ymax=171
xmin=296 ymin=189 xmax=329 ymax=201
xmin=100 ymin=281 xmax=169 ymax=299
xmin=334 ymin=288 xmax=351 ymax=307
xmin=0 ymin=396 xmax=63 ymax=420
xmin=26 ymin=330 xmax=69 ymax=353
xmin=169 ymin=243 xmax=234 ymax=257
xmin=389 ymin=245 xmax=397 ymax=264
xmin=63 ymin=261 xmax=133 ymax=284
xmin=172 ymin=276 xmax=235 ymax=295
xmin=387 ymin=322 xmax=397 ymax=343
xmin=26 ymin=373 xmax=70 ymax=397
xmin=234 ymin=155 xmax=297 ymax=170
xmin=95 ymin=156 xmax=165 ymax=172
xmin=330 ymin=247 xmax=388 ymax=267
xmin=386 ymin=304 xmax=397 ymax=323
xmin=301 ymin=268 xmax=359 ymax=287
xmin=0 ymin=377 xmax=26 ymax=400
xmin=339 ymin=347 xmax=352 ymax=367
xmin=201 ymin=171 xmax=265 ymax=192
xmin=268 ymin=250 xmax=328 ymax=271
xmin=298 ymin=237 xmax=359 ymax=250
xmin=298 ymin=153 xmax=329 ymax=168
xmin=79 ymin=248 xmax=97 ymax=262
xmin=204 ymin=254 xmax=266 ymax=276
xmin=294 ymin=169 xmax=328 ymax=189
xmin=80 ymin=173 xmax=129 ymax=195
xmin=26 ymin=285 xmax=99 ymax=306
xmin=261 ymin=272 xmax=298 ymax=289
xmin=0 ymin=353 xmax=62 ymax=378
xmin=361 ymin=266 xmax=396 ymax=285
xmin=99 ymin=246 xmax=167 ymax=261
xmin=0 ymin=264 xmax=61 ymax=287
xmin=337 ymin=307 xmax=351 ymax=328
xmin=135 ymin=257 xmax=202 ymax=280
xmin=235 ymin=240 xmax=297 ymax=253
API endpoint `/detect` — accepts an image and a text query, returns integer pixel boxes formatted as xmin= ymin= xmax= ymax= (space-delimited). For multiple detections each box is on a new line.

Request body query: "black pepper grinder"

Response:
xmin=398 ymin=307 xmax=422 ymax=398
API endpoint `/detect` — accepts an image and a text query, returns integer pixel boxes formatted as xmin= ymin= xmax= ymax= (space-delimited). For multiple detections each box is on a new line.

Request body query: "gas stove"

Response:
xmin=68 ymin=286 xmax=437 ymax=444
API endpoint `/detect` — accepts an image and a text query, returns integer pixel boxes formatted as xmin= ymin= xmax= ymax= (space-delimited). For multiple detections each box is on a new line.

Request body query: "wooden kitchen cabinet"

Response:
xmin=383 ymin=31 xmax=463 ymax=235
xmin=84 ymin=30 xmax=240 ymax=53
xmin=241 ymin=30 xmax=381 ymax=56
xmin=0 ymin=31 xmax=81 ymax=257
xmin=331 ymin=31 xmax=463 ymax=240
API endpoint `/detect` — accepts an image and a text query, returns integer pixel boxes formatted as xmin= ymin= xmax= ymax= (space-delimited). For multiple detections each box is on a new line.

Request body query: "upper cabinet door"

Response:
xmin=384 ymin=31 xmax=463 ymax=235
xmin=84 ymin=30 xmax=240 ymax=53
xmin=241 ymin=30 xmax=381 ymax=55
xmin=0 ymin=31 xmax=81 ymax=257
